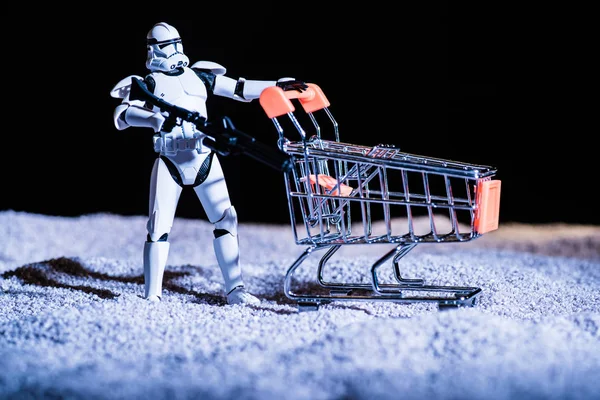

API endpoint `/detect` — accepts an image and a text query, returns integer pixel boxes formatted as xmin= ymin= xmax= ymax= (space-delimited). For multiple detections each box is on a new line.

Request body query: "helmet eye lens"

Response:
xmin=155 ymin=39 xmax=182 ymax=50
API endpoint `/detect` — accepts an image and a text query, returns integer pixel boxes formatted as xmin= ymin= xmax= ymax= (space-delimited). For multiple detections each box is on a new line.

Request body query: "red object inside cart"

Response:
xmin=303 ymin=174 xmax=353 ymax=197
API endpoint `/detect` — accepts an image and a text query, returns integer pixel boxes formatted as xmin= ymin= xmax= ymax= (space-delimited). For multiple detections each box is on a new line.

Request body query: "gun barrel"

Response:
xmin=203 ymin=118 xmax=292 ymax=173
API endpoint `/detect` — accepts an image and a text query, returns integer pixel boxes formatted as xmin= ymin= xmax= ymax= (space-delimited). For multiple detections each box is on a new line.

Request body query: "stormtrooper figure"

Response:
xmin=110 ymin=22 xmax=306 ymax=305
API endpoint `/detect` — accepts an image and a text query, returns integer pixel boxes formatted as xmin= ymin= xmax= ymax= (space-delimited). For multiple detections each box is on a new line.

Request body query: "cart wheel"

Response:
xmin=297 ymin=301 xmax=320 ymax=312
xmin=457 ymin=297 xmax=478 ymax=308
xmin=438 ymin=303 xmax=459 ymax=311
xmin=439 ymin=296 xmax=479 ymax=310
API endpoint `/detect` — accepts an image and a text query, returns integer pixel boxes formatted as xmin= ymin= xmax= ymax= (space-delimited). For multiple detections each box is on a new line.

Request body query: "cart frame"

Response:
xmin=259 ymin=84 xmax=501 ymax=310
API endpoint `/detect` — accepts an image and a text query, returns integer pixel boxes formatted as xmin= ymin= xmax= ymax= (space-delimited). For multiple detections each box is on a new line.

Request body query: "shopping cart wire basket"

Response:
xmin=259 ymin=84 xmax=501 ymax=310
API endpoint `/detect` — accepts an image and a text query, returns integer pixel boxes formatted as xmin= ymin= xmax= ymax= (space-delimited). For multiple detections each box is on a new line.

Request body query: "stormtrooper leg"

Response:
xmin=213 ymin=207 xmax=259 ymax=305
xmin=193 ymin=155 xmax=260 ymax=305
xmin=213 ymin=207 xmax=243 ymax=293
xmin=144 ymin=157 xmax=182 ymax=301
xmin=143 ymin=241 xmax=170 ymax=301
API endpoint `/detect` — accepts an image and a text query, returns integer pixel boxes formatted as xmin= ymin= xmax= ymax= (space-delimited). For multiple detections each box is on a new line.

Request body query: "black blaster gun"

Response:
xmin=129 ymin=77 xmax=293 ymax=173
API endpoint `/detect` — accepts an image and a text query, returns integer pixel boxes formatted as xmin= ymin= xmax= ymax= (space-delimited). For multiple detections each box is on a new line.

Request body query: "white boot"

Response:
xmin=143 ymin=241 xmax=170 ymax=301
xmin=227 ymin=286 xmax=260 ymax=305
xmin=214 ymin=233 xmax=260 ymax=305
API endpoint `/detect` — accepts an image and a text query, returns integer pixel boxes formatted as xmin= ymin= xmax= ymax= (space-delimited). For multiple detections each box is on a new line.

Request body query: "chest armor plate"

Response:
xmin=150 ymin=68 xmax=208 ymax=117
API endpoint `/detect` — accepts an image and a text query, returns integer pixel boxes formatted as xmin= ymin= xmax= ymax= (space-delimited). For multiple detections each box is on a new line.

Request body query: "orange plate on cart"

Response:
xmin=475 ymin=180 xmax=501 ymax=234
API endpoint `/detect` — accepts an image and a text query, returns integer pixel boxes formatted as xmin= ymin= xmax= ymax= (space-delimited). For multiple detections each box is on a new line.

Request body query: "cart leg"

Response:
xmin=392 ymin=243 xmax=424 ymax=285
xmin=284 ymin=244 xmax=482 ymax=310
xmin=284 ymin=246 xmax=315 ymax=299
xmin=284 ymin=246 xmax=328 ymax=309
xmin=316 ymin=245 xmax=342 ymax=288
xmin=371 ymin=244 xmax=482 ymax=307
xmin=371 ymin=244 xmax=424 ymax=294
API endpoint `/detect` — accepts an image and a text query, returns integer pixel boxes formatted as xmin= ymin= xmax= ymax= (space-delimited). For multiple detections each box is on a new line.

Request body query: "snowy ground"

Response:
xmin=1 ymin=210 xmax=599 ymax=399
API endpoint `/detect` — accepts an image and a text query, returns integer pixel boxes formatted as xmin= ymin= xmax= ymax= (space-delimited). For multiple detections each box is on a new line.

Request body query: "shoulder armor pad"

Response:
xmin=110 ymin=75 xmax=143 ymax=98
xmin=190 ymin=61 xmax=226 ymax=75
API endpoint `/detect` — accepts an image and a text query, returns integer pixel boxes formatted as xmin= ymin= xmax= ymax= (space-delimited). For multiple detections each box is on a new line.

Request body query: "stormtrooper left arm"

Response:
xmin=191 ymin=61 xmax=307 ymax=102
xmin=110 ymin=75 xmax=166 ymax=132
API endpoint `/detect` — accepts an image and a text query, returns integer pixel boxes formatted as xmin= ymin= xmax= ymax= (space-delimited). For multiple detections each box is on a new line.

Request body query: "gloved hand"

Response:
xmin=276 ymin=79 xmax=309 ymax=92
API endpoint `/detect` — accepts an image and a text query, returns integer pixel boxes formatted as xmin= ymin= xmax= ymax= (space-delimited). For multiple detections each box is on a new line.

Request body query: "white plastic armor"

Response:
xmin=110 ymin=21 xmax=302 ymax=305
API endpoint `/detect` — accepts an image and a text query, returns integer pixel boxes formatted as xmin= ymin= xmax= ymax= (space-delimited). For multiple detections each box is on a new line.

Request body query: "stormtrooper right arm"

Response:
xmin=214 ymin=75 xmax=308 ymax=102
xmin=191 ymin=61 xmax=307 ymax=102
xmin=110 ymin=75 xmax=165 ymax=132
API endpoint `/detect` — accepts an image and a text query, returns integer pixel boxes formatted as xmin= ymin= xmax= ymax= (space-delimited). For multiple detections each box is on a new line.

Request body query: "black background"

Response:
xmin=3 ymin=5 xmax=595 ymax=226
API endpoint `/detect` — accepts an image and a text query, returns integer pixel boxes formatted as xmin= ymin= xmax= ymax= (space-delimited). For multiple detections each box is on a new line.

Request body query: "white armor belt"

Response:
xmin=153 ymin=136 xmax=201 ymax=154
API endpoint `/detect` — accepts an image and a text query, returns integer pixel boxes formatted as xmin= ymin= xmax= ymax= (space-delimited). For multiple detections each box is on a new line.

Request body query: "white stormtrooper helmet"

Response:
xmin=146 ymin=22 xmax=190 ymax=72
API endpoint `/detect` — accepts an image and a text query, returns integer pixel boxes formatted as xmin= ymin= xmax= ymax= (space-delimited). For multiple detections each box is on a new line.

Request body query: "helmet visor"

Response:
xmin=147 ymin=37 xmax=182 ymax=49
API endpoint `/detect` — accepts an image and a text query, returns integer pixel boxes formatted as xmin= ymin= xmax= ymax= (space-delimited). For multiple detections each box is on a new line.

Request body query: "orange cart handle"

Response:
xmin=259 ymin=83 xmax=330 ymax=119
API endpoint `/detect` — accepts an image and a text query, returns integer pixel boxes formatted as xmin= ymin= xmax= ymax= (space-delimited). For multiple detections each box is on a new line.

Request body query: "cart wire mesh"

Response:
xmin=259 ymin=84 xmax=501 ymax=310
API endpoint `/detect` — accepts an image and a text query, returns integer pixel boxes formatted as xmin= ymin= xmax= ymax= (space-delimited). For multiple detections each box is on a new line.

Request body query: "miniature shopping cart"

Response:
xmin=259 ymin=84 xmax=501 ymax=311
